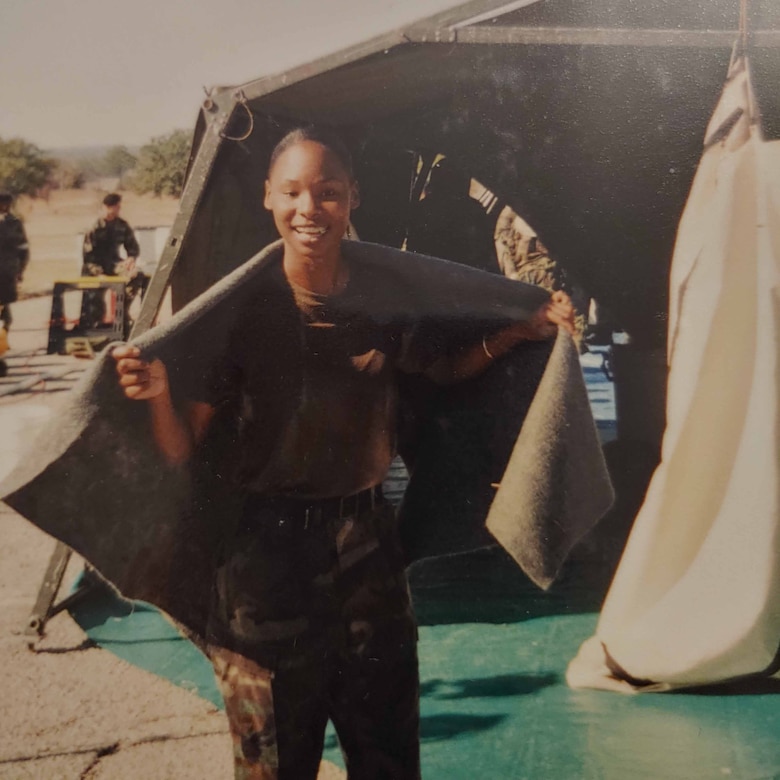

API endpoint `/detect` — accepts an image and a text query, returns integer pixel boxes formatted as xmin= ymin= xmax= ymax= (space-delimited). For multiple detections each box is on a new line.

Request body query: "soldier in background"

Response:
xmin=494 ymin=206 xmax=588 ymax=344
xmin=82 ymin=192 xmax=140 ymax=277
xmin=81 ymin=192 xmax=142 ymax=332
xmin=0 ymin=192 xmax=30 ymax=334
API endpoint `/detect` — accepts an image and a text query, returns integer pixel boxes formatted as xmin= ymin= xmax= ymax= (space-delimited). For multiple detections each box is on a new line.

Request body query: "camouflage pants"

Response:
xmin=208 ymin=492 xmax=420 ymax=780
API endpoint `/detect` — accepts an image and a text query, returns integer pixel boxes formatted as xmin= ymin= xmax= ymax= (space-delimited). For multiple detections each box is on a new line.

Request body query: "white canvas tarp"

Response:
xmin=567 ymin=49 xmax=780 ymax=692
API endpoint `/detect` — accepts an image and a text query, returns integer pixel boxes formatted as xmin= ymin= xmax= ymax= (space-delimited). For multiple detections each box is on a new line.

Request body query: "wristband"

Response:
xmin=482 ymin=335 xmax=495 ymax=360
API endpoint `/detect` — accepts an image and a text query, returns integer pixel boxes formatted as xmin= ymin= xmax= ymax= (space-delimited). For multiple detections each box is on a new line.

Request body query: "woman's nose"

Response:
xmin=297 ymin=191 xmax=318 ymax=216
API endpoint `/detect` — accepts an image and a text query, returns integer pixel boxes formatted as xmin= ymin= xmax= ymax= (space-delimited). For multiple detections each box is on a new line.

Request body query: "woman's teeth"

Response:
xmin=295 ymin=226 xmax=327 ymax=235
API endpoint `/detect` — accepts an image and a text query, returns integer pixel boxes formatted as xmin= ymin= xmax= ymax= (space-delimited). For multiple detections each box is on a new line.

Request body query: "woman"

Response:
xmin=113 ymin=126 xmax=575 ymax=779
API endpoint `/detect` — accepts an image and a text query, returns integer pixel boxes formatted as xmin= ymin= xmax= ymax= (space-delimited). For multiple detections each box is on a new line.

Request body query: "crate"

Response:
xmin=47 ymin=277 xmax=128 ymax=355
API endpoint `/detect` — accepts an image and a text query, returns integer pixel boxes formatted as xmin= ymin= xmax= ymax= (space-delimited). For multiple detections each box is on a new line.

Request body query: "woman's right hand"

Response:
xmin=112 ymin=345 xmax=169 ymax=401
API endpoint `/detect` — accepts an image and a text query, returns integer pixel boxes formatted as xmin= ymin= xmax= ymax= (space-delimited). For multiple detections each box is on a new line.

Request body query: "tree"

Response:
xmin=131 ymin=130 xmax=191 ymax=197
xmin=51 ymin=159 xmax=86 ymax=190
xmin=76 ymin=154 xmax=105 ymax=183
xmin=0 ymin=137 xmax=55 ymax=197
xmin=102 ymin=145 xmax=137 ymax=187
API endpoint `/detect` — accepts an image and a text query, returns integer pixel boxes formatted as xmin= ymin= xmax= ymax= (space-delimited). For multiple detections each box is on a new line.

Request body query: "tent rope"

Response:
xmin=220 ymin=90 xmax=254 ymax=142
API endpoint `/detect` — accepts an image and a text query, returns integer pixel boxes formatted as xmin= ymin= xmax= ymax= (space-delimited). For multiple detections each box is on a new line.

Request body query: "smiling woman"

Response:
xmin=106 ymin=123 xmax=578 ymax=779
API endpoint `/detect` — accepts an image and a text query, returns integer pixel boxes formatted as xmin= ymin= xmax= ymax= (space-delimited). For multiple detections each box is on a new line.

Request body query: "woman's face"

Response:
xmin=264 ymin=140 xmax=359 ymax=262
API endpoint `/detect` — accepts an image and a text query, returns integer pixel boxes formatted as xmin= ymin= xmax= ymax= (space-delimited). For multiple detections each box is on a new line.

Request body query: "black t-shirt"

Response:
xmin=198 ymin=260 xmax=434 ymax=498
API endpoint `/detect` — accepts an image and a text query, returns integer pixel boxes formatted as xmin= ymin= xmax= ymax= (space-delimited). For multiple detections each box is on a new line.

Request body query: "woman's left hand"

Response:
xmin=529 ymin=290 xmax=576 ymax=337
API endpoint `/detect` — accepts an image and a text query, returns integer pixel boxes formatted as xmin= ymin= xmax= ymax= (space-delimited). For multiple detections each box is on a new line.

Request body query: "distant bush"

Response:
xmin=131 ymin=130 xmax=191 ymax=197
xmin=0 ymin=137 xmax=55 ymax=197
xmin=51 ymin=159 xmax=87 ymax=190
xmin=102 ymin=145 xmax=137 ymax=187
xmin=75 ymin=155 xmax=105 ymax=182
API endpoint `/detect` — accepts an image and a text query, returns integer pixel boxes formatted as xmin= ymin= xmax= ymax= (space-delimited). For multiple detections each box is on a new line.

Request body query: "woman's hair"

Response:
xmin=268 ymin=125 xmax=354 ymax=179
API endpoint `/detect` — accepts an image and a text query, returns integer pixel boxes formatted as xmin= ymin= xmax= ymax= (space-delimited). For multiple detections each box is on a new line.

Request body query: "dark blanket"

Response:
xmin=1 ymin=240 xmax=614 ymax=638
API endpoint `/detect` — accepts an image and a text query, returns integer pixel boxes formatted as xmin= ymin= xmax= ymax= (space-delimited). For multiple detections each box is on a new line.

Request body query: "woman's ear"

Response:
xmin=350 ymin=180 xmax=361 ymax=210
xmin=263 ymin=180 xmax=272 ymax=210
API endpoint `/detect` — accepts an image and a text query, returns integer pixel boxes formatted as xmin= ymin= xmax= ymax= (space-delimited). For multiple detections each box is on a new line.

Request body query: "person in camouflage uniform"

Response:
xmin=112 ymin=127 xmax=576 ymax=779
xmin=82 ymin=192 xmax=140 ymax=276
xmin=81 ymin=192 xmax=142 ymax=331
xmin=209 ymin=495 xmax=419 ymax=779
xmin=494 ymin=206 xmax=587 ymax=343
xmin=0 ymin=192 xmax=30 ymax=332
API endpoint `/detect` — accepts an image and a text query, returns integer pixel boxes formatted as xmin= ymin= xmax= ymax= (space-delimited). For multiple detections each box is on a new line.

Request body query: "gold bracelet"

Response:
xmin=482 ymin=335 xmax=495 ymax=360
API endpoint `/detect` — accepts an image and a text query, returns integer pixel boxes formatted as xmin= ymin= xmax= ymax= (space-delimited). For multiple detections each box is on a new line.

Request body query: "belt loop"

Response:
xmin=370 ymin=485 xmax=376 ymax=511
xmin=338 ymin=496 xmax=346 ymax=519
xmin=305 ymin=508 xmax=310 ymax=530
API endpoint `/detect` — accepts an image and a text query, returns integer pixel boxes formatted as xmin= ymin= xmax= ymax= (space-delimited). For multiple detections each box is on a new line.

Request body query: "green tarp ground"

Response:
xmin=70 ymin=549 xmax=780 ymax=779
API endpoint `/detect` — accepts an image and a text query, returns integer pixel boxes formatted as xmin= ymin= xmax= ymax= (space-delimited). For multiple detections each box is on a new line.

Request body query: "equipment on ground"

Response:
xmin=47 ymin=277 xmax=128 ymax=355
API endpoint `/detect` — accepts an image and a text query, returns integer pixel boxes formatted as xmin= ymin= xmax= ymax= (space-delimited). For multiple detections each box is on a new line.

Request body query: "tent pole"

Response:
xmin=130 ymin=93 xmax=236 ymax=337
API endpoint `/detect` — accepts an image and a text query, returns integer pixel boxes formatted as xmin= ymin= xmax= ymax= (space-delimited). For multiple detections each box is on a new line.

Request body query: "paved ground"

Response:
xmin=0 ymin=297 xmax=344 ymax=779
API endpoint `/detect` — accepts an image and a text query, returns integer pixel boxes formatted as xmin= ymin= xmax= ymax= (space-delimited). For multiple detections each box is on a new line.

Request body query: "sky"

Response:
xmin=0 ymin=0 xmax=461 ymax=150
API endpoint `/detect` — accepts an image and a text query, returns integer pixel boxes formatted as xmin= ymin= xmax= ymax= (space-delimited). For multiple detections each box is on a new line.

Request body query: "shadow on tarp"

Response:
xmin=421 ymin=672 xmax=558 ymax=700
xmin=675 ymin=676 xmax=780 ymax=696
xmin=409 ymin=545 xmax=609 ymax=627
xmin=324 ymin=712 xmax=510 ymax=752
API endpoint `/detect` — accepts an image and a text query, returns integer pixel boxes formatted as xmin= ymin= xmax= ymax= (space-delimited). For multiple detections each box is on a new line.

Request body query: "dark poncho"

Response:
xmin=2 ymin=240 xmax=614 ymax=639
